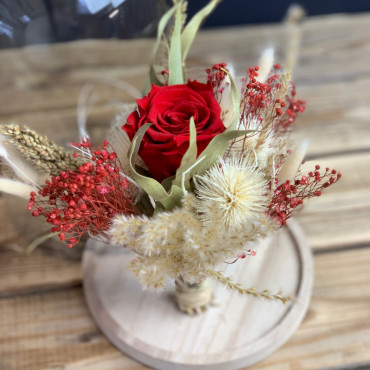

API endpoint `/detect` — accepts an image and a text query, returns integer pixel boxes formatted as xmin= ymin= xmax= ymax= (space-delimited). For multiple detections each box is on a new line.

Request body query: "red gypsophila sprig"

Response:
xmin=28 ymin=140 xmax=136 ymax=248
xmin=268 ymin=165 xmax=342 ymax=226
xmin=240 ymin=64 xmax=305 ymax=132
xmin=206 ymin=63 xmax=229 ymax=103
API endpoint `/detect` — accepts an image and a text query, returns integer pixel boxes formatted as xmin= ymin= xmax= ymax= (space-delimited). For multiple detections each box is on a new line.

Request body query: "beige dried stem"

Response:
xmin=255 ymin=48 xmax=274 ymax=84
xmin=278 ymin=138 xmax=309 ymax=184
xmin=208 ymin=270 xmax=292 ymax=304
xmin=284 ymin=4 xmax=305 ymax=75
xmin=0 ymin=178 xmax=35 ymax=199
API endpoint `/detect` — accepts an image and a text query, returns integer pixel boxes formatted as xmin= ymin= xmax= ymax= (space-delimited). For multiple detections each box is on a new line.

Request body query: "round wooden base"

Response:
xmin=83 ymin=219 xmax=313 ymax=370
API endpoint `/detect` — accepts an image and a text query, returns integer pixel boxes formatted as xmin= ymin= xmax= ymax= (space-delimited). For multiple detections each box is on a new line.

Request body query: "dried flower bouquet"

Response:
xmin=0 ymin=0 xmax=341 ymax=314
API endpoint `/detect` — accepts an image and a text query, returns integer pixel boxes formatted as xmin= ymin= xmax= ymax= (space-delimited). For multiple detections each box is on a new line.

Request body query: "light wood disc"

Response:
xmin=83 ymin=219 xmax=313 ymax=369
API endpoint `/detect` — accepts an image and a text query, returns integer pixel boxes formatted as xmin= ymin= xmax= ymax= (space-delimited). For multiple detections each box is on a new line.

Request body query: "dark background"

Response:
xmin=0 ymin=0 xmax=369 ymax=48
xmin=187 ymin=0 xmax=370 ymax=27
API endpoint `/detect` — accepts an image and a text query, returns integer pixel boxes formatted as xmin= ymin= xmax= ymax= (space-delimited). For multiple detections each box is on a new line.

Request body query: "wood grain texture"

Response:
xmin=0 ymin=247 xmax=369 ymax=370
xmin=254 ymin=248 xmax=370 ymax=370
xmin=0 ymin=11 xmax=370 ymax=370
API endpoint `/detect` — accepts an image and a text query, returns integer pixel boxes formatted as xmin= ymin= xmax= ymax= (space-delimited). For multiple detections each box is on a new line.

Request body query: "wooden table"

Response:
xmin=1 ymin=12 xmax=370 ymax=370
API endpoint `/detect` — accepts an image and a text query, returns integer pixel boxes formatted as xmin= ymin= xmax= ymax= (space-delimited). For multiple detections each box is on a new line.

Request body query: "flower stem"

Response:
xmin=207 ymin=269 xmax=291 ymax=304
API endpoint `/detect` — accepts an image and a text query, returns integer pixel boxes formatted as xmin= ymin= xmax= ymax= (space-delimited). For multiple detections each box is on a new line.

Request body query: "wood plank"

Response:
xmin=0 ymin=247 xmax=369 ymax=370
xmin=189 ymin=13 xmax=370 ymax=85
xmin=298 ymin=152 xmax=370 ymax=250
xmin=0 ymin=74 xmax=145 ymax=118
xmin=0 ymin=196 xmax=82 ymax=297
xmin=0 ymin=246 xmax=81 ymax=297
xmin=0 ymin=104 xmax=128 ymax=149
xmin=0 ymin=39 xmax=149 ymax=118
xmin=296 ymin=79 xmax=370 ymax=157
xmin=0 ymin=287 xmax=143 ymax=370
xmin=0 ymin=198 xmax=19 ymax=245
xmin=253 ymin=247 xmax=370 ymax=370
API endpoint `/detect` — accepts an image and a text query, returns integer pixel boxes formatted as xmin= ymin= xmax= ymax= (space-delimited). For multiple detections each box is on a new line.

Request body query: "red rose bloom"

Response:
xmin=122 ymin=81 xmax=226 ymax=182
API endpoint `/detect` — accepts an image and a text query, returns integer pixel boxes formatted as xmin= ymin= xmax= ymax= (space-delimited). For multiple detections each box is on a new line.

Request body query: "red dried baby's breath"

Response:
xmin=28 ymin=140 xmax=136 ymax=248
xmin=268 ymin=166 xmax=342 ymax=226
xmin=239 ymin=65 xmax=305 ymax=131
xmin=206 ymin=63 xmax=229 ymax=103
xmin=277 ymin=83 xmax=305 ymax=130
xmin=226 ymin=64 xmax=306 ymax=162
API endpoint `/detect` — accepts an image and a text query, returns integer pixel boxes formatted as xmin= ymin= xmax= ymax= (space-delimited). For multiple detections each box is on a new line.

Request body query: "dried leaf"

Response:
xmin=128 ymin=124 xmax=182 ymax=210
xmin=0 ymin=178 xmax=35 ymax=199
xmin=181 ymin=0 xmax=220 ymax=61
xmin=222 ymin=68 xmax=240 ymax=131
xmin=168 ymin=3 xmax=184 ymax=85
xmin=173 ymin=117 xmax=197 ymax=190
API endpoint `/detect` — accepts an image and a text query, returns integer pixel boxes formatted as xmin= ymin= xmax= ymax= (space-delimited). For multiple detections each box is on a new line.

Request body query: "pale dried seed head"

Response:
xmin=0 ymin=124 xmax=80 ymax=175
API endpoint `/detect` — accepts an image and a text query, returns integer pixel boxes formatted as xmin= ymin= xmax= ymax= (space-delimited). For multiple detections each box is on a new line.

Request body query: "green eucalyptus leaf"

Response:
xmin=151 ymin=5 xmax=177 ymax=62
xmin=168 ymin=3 xmax=184 ymax=85
xmin=161 ymin=184 xmax=183 ymax=209
xmin=142 ymin=5 xmax=176 ymax=93
xmin=161 ymin=175 xmax=175 ymax=191
xmin=153 ymin=201 xmax=166 ymax=216
xmin=128 ymin=124 xmax=170 ymax=202
xmin=172 ymin=117 xmax=197 ymax=190
xmin=187 ymin=129 xmax=255 ymax=178
xmin=128 ymin=124 xmax=183 ymax=210
xmin=181 ymin=0 xmax=220 ymax=61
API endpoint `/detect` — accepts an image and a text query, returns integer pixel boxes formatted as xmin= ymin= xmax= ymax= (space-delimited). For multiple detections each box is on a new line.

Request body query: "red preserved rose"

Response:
xmin=122 ymin=80 xmax=226 ymax=182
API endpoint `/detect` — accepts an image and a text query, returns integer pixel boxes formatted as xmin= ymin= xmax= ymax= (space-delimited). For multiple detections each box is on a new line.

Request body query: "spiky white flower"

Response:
xmin=194 ymin=156 xmax=269 ymax=229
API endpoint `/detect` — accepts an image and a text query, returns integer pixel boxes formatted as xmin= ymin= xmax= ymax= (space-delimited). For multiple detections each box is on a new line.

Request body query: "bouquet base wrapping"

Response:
xmin=175 ymin=277 xmax=212 ymax=314
xmin=83 ymin=219 xmax=313 ymax=370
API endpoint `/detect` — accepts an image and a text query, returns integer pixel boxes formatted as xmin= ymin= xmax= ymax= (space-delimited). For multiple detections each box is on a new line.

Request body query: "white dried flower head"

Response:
xmin=195 ymin=156 xmax=269 ymax=229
